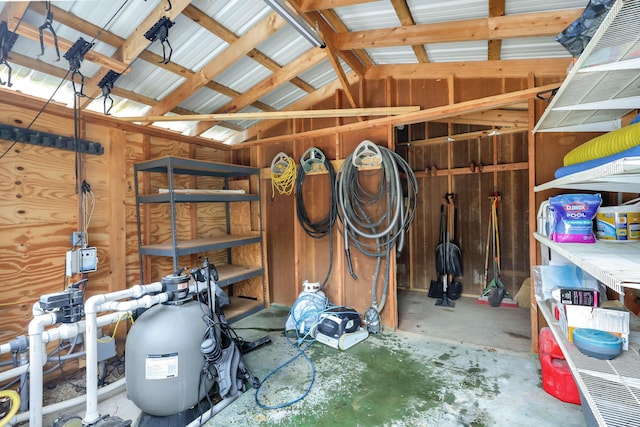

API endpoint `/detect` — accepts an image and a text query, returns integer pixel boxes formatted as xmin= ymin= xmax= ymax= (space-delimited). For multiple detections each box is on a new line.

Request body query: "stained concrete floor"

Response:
xmin=42 ymin=291 xmax=586 ymax=426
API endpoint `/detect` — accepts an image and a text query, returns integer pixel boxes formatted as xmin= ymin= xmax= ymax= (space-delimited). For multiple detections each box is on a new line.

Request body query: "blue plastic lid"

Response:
xmin=573 ymin=328 xmax=622 ymax=349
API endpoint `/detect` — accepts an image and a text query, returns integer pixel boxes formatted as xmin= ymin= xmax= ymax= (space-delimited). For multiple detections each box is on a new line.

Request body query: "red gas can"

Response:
xmin=538 ymin=327 xmax=581 ymax=405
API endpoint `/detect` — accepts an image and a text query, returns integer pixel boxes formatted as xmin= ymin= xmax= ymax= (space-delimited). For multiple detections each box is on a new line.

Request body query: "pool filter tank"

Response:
xmin=125 ymin=272 xmax=214 ymax=417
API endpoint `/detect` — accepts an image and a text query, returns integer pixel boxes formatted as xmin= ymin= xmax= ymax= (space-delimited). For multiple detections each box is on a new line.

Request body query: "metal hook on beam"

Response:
xmin=0 ymin=21 xmax=18 ymax=87
xmin=38 ymin=0 xmax=60 ymax=61
xmin=144 ymin=17 xmax=174 ymax=64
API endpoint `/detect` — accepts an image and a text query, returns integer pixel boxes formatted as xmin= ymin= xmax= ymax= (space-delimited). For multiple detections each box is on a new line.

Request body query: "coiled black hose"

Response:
xmin=295 ymin=150 xmax=338 ymax=289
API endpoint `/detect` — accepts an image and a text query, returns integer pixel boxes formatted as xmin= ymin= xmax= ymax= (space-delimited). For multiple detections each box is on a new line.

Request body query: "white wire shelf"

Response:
xmin=537 ymin=299 xmax=640 ymax=426
xmin=534 ymin=157 xmax=640 ymax=193
xmin=534 ymin=233 xmax=640 ymax=294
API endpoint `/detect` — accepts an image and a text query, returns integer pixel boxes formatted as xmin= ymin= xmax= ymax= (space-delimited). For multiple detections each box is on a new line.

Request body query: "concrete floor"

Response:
xmin=41 ymin=291 xmax=586 ymax=426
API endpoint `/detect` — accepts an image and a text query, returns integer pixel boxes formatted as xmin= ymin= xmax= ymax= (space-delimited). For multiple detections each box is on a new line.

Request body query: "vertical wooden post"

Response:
xmin=527 ymin=73 xmax=540 ymax=353
xmin=109 ymin=128 xmax=127 ymax=292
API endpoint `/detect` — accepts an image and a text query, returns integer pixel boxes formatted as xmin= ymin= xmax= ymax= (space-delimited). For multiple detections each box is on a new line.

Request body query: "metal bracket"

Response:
xmin=144 ymin=17 xmax=174 ymax=64
xmin=300 ymin=147 xmax=326 ymax=173
xmin=0 ymin=21 xmax=18 ymax=87
xmin=38 ymin=0 xmax=60 ymax=61
xmin=64 ymin=37 xmax=94 ymax=96
xmin=97 ymin=70 xmax=121 ymax=115
xmin=0 ymin=123 xmax=104 ymax=155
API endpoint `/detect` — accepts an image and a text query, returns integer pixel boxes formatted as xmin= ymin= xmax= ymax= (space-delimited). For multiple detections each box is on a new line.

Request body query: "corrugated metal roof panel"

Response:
xmin=191 ymin=0 xmax=270 ymax=36
xmin=298 ymin=59 xmax=339 ymax=90
xmin=117 ymin=60 xmax=185 ymax=101
xmin=408 ymin=0 xmax=487 ymax=23
xmin=501 ymin=37 xmax=573 ymax=60
xmin=259 ymin=82 xmax=308 ymax=110
xmin=178 ymin=87 xmax=232 ymax=114
xmin=85 ymin=95 xmax=151 ymax=118
xmin=256 ymin=26 xmax=315 ymax=67
xmin=506 ymin=0 xmax=589 ymax=14
xmin=333 ymin=1 xmax=400 ymax=31
xmin=213 ymin=57 xmax=272 ymax=93
xmin=8 ymin=64 xmax=76 ymax=107
xmin=59 ymin=0 xmax=159 ymax=39
xmin=426 ymin=41 xmax=488 ymax=62
xmin=201 ymin=125 xmax=238 ymax=141
xmin=366 ymin=46 xmax=419 ymax=64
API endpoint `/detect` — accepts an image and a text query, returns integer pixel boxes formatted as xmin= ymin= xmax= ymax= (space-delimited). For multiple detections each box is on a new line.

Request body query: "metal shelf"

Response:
xmin=134 ymin=156 xmax=259 ymax=178
xmin=534 ymin=157 xmax=640 ymax=193
xmin=135 ymin=156 xmax=265 ymax=321
xmin=140 ymin=234 xmax=262 ymax=257
xmin=536 ymin=298 xmax=640 ymax=426
xmin=534 ymin=233 xmax=640 ymax=294
xmin=534 ymin=0 xmax=640 ymax=133
xmin=137 ymin=193 xmax=260 ymax=204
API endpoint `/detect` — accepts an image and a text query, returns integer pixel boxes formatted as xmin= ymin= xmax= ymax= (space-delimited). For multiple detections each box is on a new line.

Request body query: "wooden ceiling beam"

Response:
xmin=192 ymin=47 xmax=326 ymax=135
xmin=1 ymin=3 xmax=30 ymax=31
xmin=8 ymin=19 xmax=129 ymax=74
xmin=404 ymin=126 xmax=528 ymax=147
xmin=430 ymin=109 xmax=529 ymax=127
xmin=182 ymin=5 xmax=315 ymax=94
xmin=119 ymin=106 xmax=419 ymax=122
xmin=79 ymin=0 xmax=192 ymax=107
xmin=145 ymin=12 xmax=285 ymax=121
xmin=230 ymin=83 xmax=560 ymax=147
xmin=488 ymin=0 xmax=506 ymax=60
xmin=334 ymin=9 xmax=583 ymax=49
xmin=325 ymin=46 xmax=359 ymax=109
xmin=390 ymin=0 xmax=429 ymax=63
xmin=226 ymin=70 xmax=360 ymax=144
xmin=28 ymin=3 xmax=275 ymax=114
xmin=366 ymin=58 xmax=571 ymax=80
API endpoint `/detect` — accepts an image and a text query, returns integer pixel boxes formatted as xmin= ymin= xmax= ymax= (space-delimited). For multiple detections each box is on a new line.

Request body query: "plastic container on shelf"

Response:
xmin=538 ymin=327 xmax=581 ymax=405
xmin=596 ymin=203 xmax=640 ymax=241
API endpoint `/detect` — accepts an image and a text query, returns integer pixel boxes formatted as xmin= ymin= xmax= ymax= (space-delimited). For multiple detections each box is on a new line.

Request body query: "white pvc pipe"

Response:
xmin=28 ymin=312 xmax=58 ymax=427
xmin=0 ymin=365 xmax=28 ymax=384
xmin=83 ymin=282 xmax=163 ymax=425
xmin=7 ymin=378 xmax=126 ymax=426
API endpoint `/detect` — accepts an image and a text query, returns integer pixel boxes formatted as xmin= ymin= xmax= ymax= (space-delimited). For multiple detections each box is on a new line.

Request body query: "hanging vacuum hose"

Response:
xmin=336 ymin=141 xmax=418 ymax=333
xmin=295 ymin=147 xmax=338 ymax=289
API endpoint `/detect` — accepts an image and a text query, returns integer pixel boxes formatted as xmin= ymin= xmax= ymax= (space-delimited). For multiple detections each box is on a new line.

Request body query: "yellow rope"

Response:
xmin=271 ymin=155 xmax=297 ymax=198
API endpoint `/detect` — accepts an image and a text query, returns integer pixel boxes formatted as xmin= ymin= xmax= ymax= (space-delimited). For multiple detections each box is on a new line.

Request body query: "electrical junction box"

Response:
xmin=66 ymin=247 xmax=98 ymax=275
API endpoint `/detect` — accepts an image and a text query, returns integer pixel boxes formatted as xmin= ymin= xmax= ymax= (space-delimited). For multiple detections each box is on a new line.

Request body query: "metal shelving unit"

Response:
xmin=134 ymin=156 xmax=265 ymax=319
xmin=537 ymin=299 xmax=640 ymax=426
xmin=534 ymin=0 xmax=640 ymax=133
xmin=534 ymin=159 xmax=640 ymax=424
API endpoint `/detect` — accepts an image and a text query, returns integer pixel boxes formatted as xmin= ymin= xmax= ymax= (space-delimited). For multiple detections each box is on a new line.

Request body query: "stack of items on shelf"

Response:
xmin=554 ymin=116 xmax=640 ymax=179
xmin=534 ymin=264 xmax=629 ymax=360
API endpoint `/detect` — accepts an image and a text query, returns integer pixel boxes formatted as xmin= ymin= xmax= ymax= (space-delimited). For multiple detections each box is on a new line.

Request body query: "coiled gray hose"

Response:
xmin=336 ymin=145 xmax=417 ymax=317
